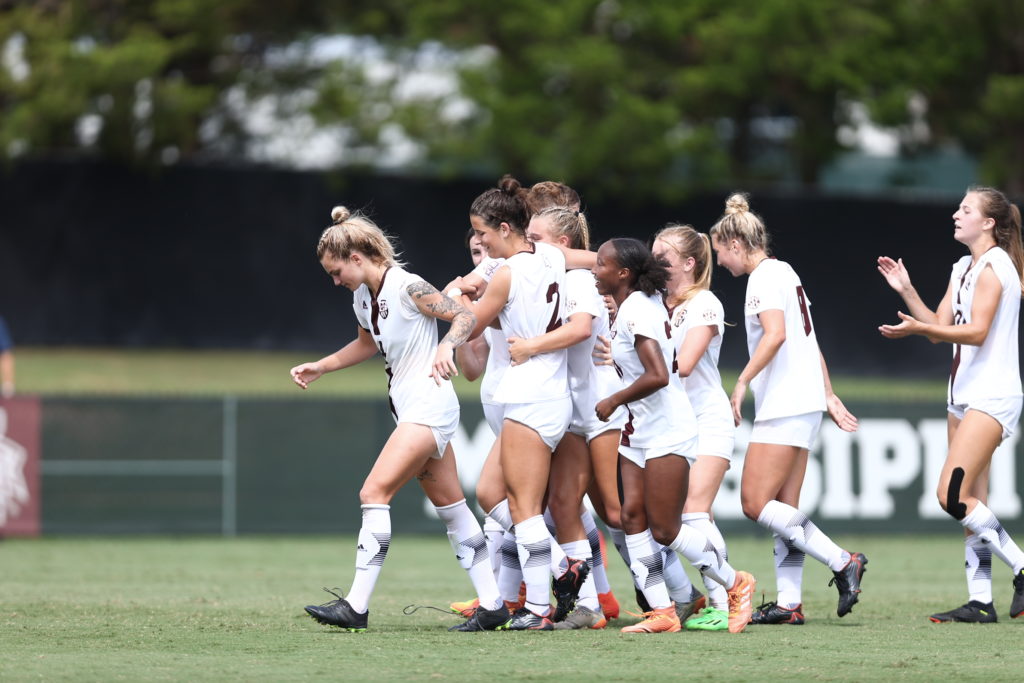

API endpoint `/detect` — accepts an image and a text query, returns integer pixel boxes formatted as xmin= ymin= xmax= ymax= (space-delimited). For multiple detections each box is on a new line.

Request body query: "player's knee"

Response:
xmin=618 ymin=502 xmax=645 ymax=534
xmin=939 ymin=467 xmax=968 ymax=521
xmin=359 ymin=484 xmax=387 ymax=505
xmin=648 ymin=520 xmax=680 ymax=547
xmin=740 ymin=493 xmax=765 ymax=522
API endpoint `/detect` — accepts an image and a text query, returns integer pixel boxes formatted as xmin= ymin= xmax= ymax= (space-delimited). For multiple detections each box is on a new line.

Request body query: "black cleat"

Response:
xmin=304 ymin=588 xmax=368 ymax=632
xmin=552 ymin=557 xmax=590 ymax=622
xmin=497 ymin=607 xmax=554 ymax=630
xmin=1012 ymin=569 xmax=1024 ymax=618
xmin=829 ymin=552 xmax=868 ymax=617
xmin=750 ymin=600 xmax=805 ymax=625
xmin=929 ymin=600 xmax=997 ymax=623
xmin=449 ymin=604 xmax=510 ymax=631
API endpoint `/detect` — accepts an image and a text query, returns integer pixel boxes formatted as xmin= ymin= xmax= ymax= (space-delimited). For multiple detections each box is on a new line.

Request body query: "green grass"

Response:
xmin=2 ymin=534 xmax=1020 ymax=681
xmin=14 ymin=347 xmax=947 ymax=401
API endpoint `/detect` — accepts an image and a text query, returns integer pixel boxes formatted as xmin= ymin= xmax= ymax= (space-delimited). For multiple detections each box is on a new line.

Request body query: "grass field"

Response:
xmin=14 ymin=347 xmax=948 ymax=401
xmin=3 ymin=534 xmax=1022 ymax=681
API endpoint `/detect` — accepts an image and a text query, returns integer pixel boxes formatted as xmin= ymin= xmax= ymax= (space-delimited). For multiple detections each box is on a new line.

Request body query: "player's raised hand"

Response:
xmin=290 ymin=362 xmax=323 ymax=390
xmin=877 ymin=256 xmax=913 ymax=294
xmin=879 ymin=311 xmax=923 ymax=339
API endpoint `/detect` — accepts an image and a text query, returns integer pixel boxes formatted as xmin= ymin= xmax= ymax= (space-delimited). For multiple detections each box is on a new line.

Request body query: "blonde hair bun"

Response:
xmin=331 ymin=205 xmax=351 ymax=224
xmin=724 ymin=193 xmax=749 ymax=215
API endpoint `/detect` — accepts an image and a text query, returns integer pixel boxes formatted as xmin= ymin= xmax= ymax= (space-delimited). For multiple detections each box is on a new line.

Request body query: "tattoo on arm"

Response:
xmin=408 ymin=280 xmax=475 ymax=346
xmin=441 ymin=310 xmax=475 ymax=348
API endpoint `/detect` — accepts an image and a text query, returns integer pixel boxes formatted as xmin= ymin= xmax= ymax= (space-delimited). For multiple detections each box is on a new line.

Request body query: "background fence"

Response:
xmin=2 ymin=395 xmax=1020 ymax=536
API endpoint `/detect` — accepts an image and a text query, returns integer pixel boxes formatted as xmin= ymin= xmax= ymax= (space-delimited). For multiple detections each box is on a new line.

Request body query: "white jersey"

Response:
xmin=492 ymin=241 xmax=569 ymax=404
xmin=666 ymin=289 xmax=732 ymax=423
xmin=473 ymin=256 xmax=504 ymax=283
xmin=611 ymin=291 xmax=698 ymax=448
xmin=564 ymin=269 xmax=625 ymax=426
xmin=744 ymin=259 xmax=826 ymax=421
xmin=353 ymin=267 xmax=459 ymax=425
xmin=948 ymin=248 xmax=1023 ymax=404
xmin=480 ymin=326 xmax=510 ymax=406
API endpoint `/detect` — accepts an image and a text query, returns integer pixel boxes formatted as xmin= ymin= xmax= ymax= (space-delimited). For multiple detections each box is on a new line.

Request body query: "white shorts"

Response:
xmin=503 ymin=397 xmax=572 ymax=451
xmin=749 ymin=411 xmax=822 ymax=450
xmin=948 ymin=396 xmax=1023 ymax=441
xmin=401 ymin=412 xmax=459 ymax=459
xmin=569 ymin=406 xmax=627 ymax=443
xmin=619 ymin=436 xmax=698 ymax=469
xmin=482 ymin=401 xmax=505 ymax=437
xmin=696 ymin=410 xmax=735 ymax=461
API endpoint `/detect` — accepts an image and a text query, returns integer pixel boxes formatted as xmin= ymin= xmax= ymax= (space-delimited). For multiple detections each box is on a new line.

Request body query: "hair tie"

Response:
xmin=573 ymin=210 xmax=580 ymax=217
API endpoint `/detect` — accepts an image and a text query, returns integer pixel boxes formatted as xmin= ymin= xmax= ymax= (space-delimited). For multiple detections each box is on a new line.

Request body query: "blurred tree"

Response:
xmin=0 ymin=0 xmax=333 ymax=164
xmin=867 ymin=0 xmax=1024 ymax=193
xmin=323 ymin=0 xmax=902 ymax=198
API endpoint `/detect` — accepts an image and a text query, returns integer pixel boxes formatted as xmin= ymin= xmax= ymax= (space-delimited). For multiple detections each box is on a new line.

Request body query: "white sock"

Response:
xmin=482 ymin=515 xmax=505 ymax=582
xmin=626 ymin=530 xmax=671 ymax=610
xmin=757 ymin=500 xmax=849 ymax=572
xmin=498 ymin=529 xmax=523 ymax=603
xmin=516 ymin=515 xmax=558 ymax=614
xmin=962 ymin=502 xmax=1024 ymax=574
xmin=773 ymin=533 xmax=805 ymax=608
xmin=561 ymin=540 xmax=599 ymax=611
xmin=581 ymin=509 xmax=612 ymax=594
xmin=684 ymin=513 xmax=729 ymax=610
xmin=660 ymin=544 xmax=696 ymax=603
xmin=346 ymin=504 xmax=391 ymax=614
xmin=667 ymin=523 xmax=736 ymax=589
xmin=487 ymin=499 xmax=513 ymax=531
xmin=965 ymin=534 xmax=994 ymax=604
xmin=435 ymin=500 xmax=502 ymax=611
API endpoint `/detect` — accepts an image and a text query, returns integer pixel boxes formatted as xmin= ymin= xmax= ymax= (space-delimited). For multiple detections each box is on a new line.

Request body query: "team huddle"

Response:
xmin=290 ymin=178 xmax=1024 ymax=632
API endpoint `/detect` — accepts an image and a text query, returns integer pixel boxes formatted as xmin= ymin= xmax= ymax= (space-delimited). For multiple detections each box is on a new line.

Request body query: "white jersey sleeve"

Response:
xmin=668 ymin=289 xmax=730 ymax=419
xmin=352 ymin=267 xmax=460 ymax=427
xmin=949 ymin=248 xmax=1023 ymax=403
xmin=611 ymin=292 xmax=697 ymax=448
xmin=472 ymin=257 xmax=504 ymax=283
xmin=744 ymin=259 xmax=826 ymax=421
xmin=492 ymin=242 xmax=569 ymax=403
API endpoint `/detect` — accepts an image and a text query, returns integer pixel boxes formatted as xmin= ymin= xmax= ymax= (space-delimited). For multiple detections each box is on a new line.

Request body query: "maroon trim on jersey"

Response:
xmin=949 ymin=269 xmax=970 ymax=405
xmin=620 ymin=407 xmax=635 ymax=447
xmin=512 ymin=243 xmax=537 ymax=257
xmin=369 ymin=266 xmax=393 ymax=336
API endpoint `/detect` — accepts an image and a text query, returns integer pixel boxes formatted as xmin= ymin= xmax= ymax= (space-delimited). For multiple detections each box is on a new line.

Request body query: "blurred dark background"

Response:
xmin=0 ymin=159 xmax=971 ymax=375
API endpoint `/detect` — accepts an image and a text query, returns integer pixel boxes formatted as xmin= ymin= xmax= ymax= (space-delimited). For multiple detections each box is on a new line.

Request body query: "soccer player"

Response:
xmin=709 ymin=193 xmax=864 ymax=624
xmin=591 ymin=237 xmax=756 ymax=634
xmin=292 ymin=206 xmax=507 ymax=632
xmin=506 ymin=206 xmax=627 ymax=628
xmin=450 ymin=176 xmax=589 ymax=630
xmin=878 ymin=186 xmax=1024 ymax=624
xmin=653 ymin=225 xmax=736 ymax=631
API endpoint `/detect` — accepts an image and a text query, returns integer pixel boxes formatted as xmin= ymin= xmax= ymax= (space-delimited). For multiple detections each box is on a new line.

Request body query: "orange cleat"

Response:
xmin=726 ymin=571 xmax=756 ymax=634
xmin=449 ymin=597 xmax=479 ymax=619
xmin=620 ymin=605 xmax=681 ymax=633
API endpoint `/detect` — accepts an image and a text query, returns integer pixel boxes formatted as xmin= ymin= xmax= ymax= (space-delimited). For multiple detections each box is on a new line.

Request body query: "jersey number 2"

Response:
xmin=546 ymin=282 xmax=562 ymax=332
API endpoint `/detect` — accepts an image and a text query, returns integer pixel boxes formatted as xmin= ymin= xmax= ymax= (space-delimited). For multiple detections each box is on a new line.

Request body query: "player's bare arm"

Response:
xmin=290 ymin=326 xmax=378 ymax=389
xmin=407 ymin=280 xmax=477 ymax=347
xmin=880 ymin=267 xmax=1000 ymax=346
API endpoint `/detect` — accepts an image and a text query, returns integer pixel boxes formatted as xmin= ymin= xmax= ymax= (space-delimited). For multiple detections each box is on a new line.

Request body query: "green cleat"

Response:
xmin=684 ymin=606 xmax=729 ymax=631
